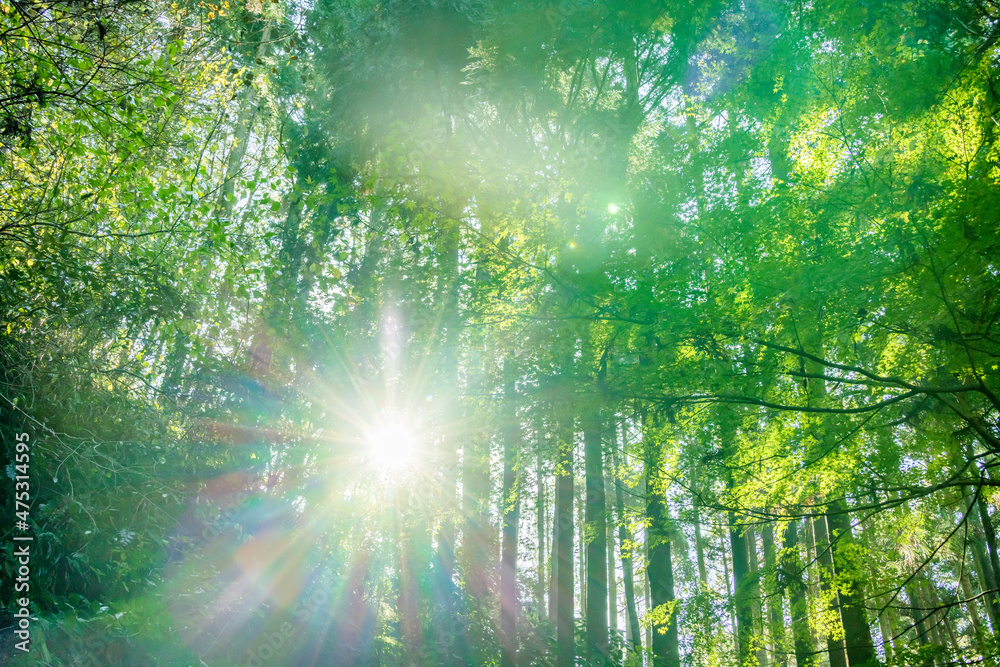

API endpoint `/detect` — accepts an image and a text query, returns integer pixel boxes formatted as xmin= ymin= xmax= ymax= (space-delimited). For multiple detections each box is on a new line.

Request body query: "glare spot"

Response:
xmin=364 ymin=420 xmax=417 ymax=470
xmin=607 ymin=203 xmax=620 ymax=214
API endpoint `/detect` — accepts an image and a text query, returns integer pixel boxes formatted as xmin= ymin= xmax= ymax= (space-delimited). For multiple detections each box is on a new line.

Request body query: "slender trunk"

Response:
xmin=905 ymin=582 xmax=934 ymax=667
xmin=612 ymin=428 xmax=641 ymax=654
xmin=607 ymin=506 xmax=619 ymax=636
xmin=693 ymin=467 xmax=709 ymax=588
xmin=978 ymin=491 xmax=1000 ymax=626
xmin=964 ymin=480 xmax=1000 ymax=636
xmin=928 ymin=583 xmax=966 ymax=666
xmin=762 ymin=522 xmax=787 ymax=667
xmin=645 ymin=413 xmax=680 ymax=667
xmin=398 ymin=531 xmax=423 ymax=662
xmin=981 ymin=492 xmax=1000 ymax=579
xmin=500 ymin=371 xmax=520 ymax=667
xmin=959 ymin=558 xmax=987 ymax=648
xmin=825 ymin=501 xmax=876 ymax=666
xmin=462 ymin=381 xmax=492 ymax=601
xmin=722 ymin=531 xmax=737 ymax=649
xmin=813 ymin=511 xmax=848 ymax=667
xmin=537 ymin=437 xmax=547 ymax=621
xmin=215 ymin=23 xmax=272 ymax=220
xmin=876 ymin=595 xmax=894 ymax=663
xmin=747 ymin=525 xmax=768 ymax=667
xmin=729 ymin=511 xmax=754 ymax=666
xmin=555 ymin=410 xmax=576 ymax=667
xmin=644 ymin=545 xmax=652 ymax=656
xmin=579 ymin=478 xmax=587 ymax=621
xmin=550 ymin=485 xmax=559 ymax=624
xmin=584 ymin=409 xmax=609 ymax=663
xmin=971 ymin=520 xmax=1000 ymax=632
xmin=436 ymin=214 xmax=461 ymax=585
xmin=923 ymin=578 xmax=947 ymax=652
xmin=723 ymin=411 xmax=755 ymax=666
xmin=605 ymin=435 xmax=619 ymax=640
xmin=805 ymin=517 xmax=820 ymax=604
xmin=783 ymin=518 xmax=815 ymax=667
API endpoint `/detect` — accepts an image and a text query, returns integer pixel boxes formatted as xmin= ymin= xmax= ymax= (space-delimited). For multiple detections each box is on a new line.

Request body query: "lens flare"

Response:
xmin=364 ymin=420 xmax=417 ymax=470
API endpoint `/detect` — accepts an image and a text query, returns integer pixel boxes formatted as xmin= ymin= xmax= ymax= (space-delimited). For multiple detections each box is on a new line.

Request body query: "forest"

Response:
xmin=1 ymin=0 xmax=999 ymax=665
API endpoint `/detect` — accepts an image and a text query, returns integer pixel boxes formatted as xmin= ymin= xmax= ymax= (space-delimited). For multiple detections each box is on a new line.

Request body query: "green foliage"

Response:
xmin=4 ymin=0 xmax=1000 ymax=663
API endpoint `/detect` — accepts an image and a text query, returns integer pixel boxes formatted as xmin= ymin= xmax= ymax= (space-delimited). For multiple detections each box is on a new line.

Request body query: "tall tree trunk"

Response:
xmin=605 ymin=431 xmax=619 ymax=642
xmin=813 ymin=511 xmax=848 ymax=667
xmin=927 ymin=583 xmax=966 ymax=666
xmin=825 ymin=501 xmax=876 ymax=666
xmin=978 ymin=489 xmax=1000 ymax=627
xmin=578 ymin=477 xmax=587 ymax=620
xmin=645 ymin=412 xmax=680 ymax=667
xmin=783 ymin=518 xmax=815 ymax=667
xmin=584 ymin=408 xmax=609 ymax=663
xmin=970 ymin=516 xmax=1000 ymax=633
xmin=644 ymin=544 xmax=652 ymax=656
xmin=723 ymin=410 xmax=756 ymax=667
xmin=555 ymin=410 xmax=576 ymax=667
xmin=959 ymin=556 xmax=987 ymax=649
xmin=876 ymin=594 xmax=895 ymax=663
xmin=214 ymin=23 xmax=272 ymax=220
xmin=500 ymin=370 xmax=520 ymax=667
xmin=722 ymin=531 xmax=737 ymax=649
xmin=762 ymin=522 xmax=787 ymax=667
xmin=537 ymin=433 xmax=547 ymax=622
xmin=436 ymin=213 xmax=462 ymax=586
xmin=692 ymin=465 xmax=709 ymax=589
xmin=905 ymin=581 xmax=935 ymax=667
xmin=747 ymin=525 xmax=768 ymax=667
xmin=729 ymin=511 xmax=754 ymax=666
xmin=612 ymin=426 xmax=641 ymax=655
xmin=461 ymin=344 xmax=493 ymax=602
xmin=550 ymin=484 xmax=559 ymax=625
xmin=607 ymin=502 xmax=618 ymax=637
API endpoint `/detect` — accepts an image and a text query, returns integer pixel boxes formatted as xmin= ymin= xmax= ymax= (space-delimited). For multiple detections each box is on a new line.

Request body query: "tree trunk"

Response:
xmin=605 ymin=433 xmax=619 ymax=641
xmin=813 ymin=511 xmax=848 ymax=667
xmin=555 ymin=410 xmax=576 ymax=667
xmin=978 ymin=490 xmax=1000 ymax=628
xmin=550 ymin=484 xmax=559 ymax=625
xmin=970 ymin=518 xmax=1000 ymax=633
xmin=747 ymin=525 xmax=768 ymax=667
xmin=500 ymin=371 xmax=520 ymax=667
xmin=762 ymin=522 xmax=787 ymax=667
xmin=214 ymin=23 xmax=272 ymax=220
xmin=729 ymin=511 xmax=754 ymax=666
xmin=928 ymin=583 xmax=966 ymax=666
xmin=461 ymin=361 xmax=492 ymax=601
xmin=612 ymin=426 xmax=641 ymax=655
xmin=905 ymin=581 xmax=934 ymax=667
xmin=876 ymin=595 xmax=895 ymax=663
xmin=436 ymin=214 xmax=462 ymax=586
xmin=584 ymin=409 xmax=609 ymax=663
xmin=645 ymin=412 xmax=680 ymax=667
xmin=607 ymin=504 xmax=618 ymax=636
xmin=537 ymin=435 xmax=547 ymax=622
xmin=959 ymin=556 xmax=987 ymax=649
xmin=692 ymin=466 xmax=709 ymax=588
xmin=826 ymin=501 xmax=876 ymax=666
xmin=578 ymin=477 xmax=587 ymax=621
xmin=722 ymin=531 xmax=737 ymax=649
xmin=783 ymin=518 xmax=815 ymax=667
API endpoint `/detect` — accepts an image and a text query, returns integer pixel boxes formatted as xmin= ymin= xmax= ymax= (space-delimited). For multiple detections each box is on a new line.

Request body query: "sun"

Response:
xmin=363 ymin=419 xmax=418 ymax=470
